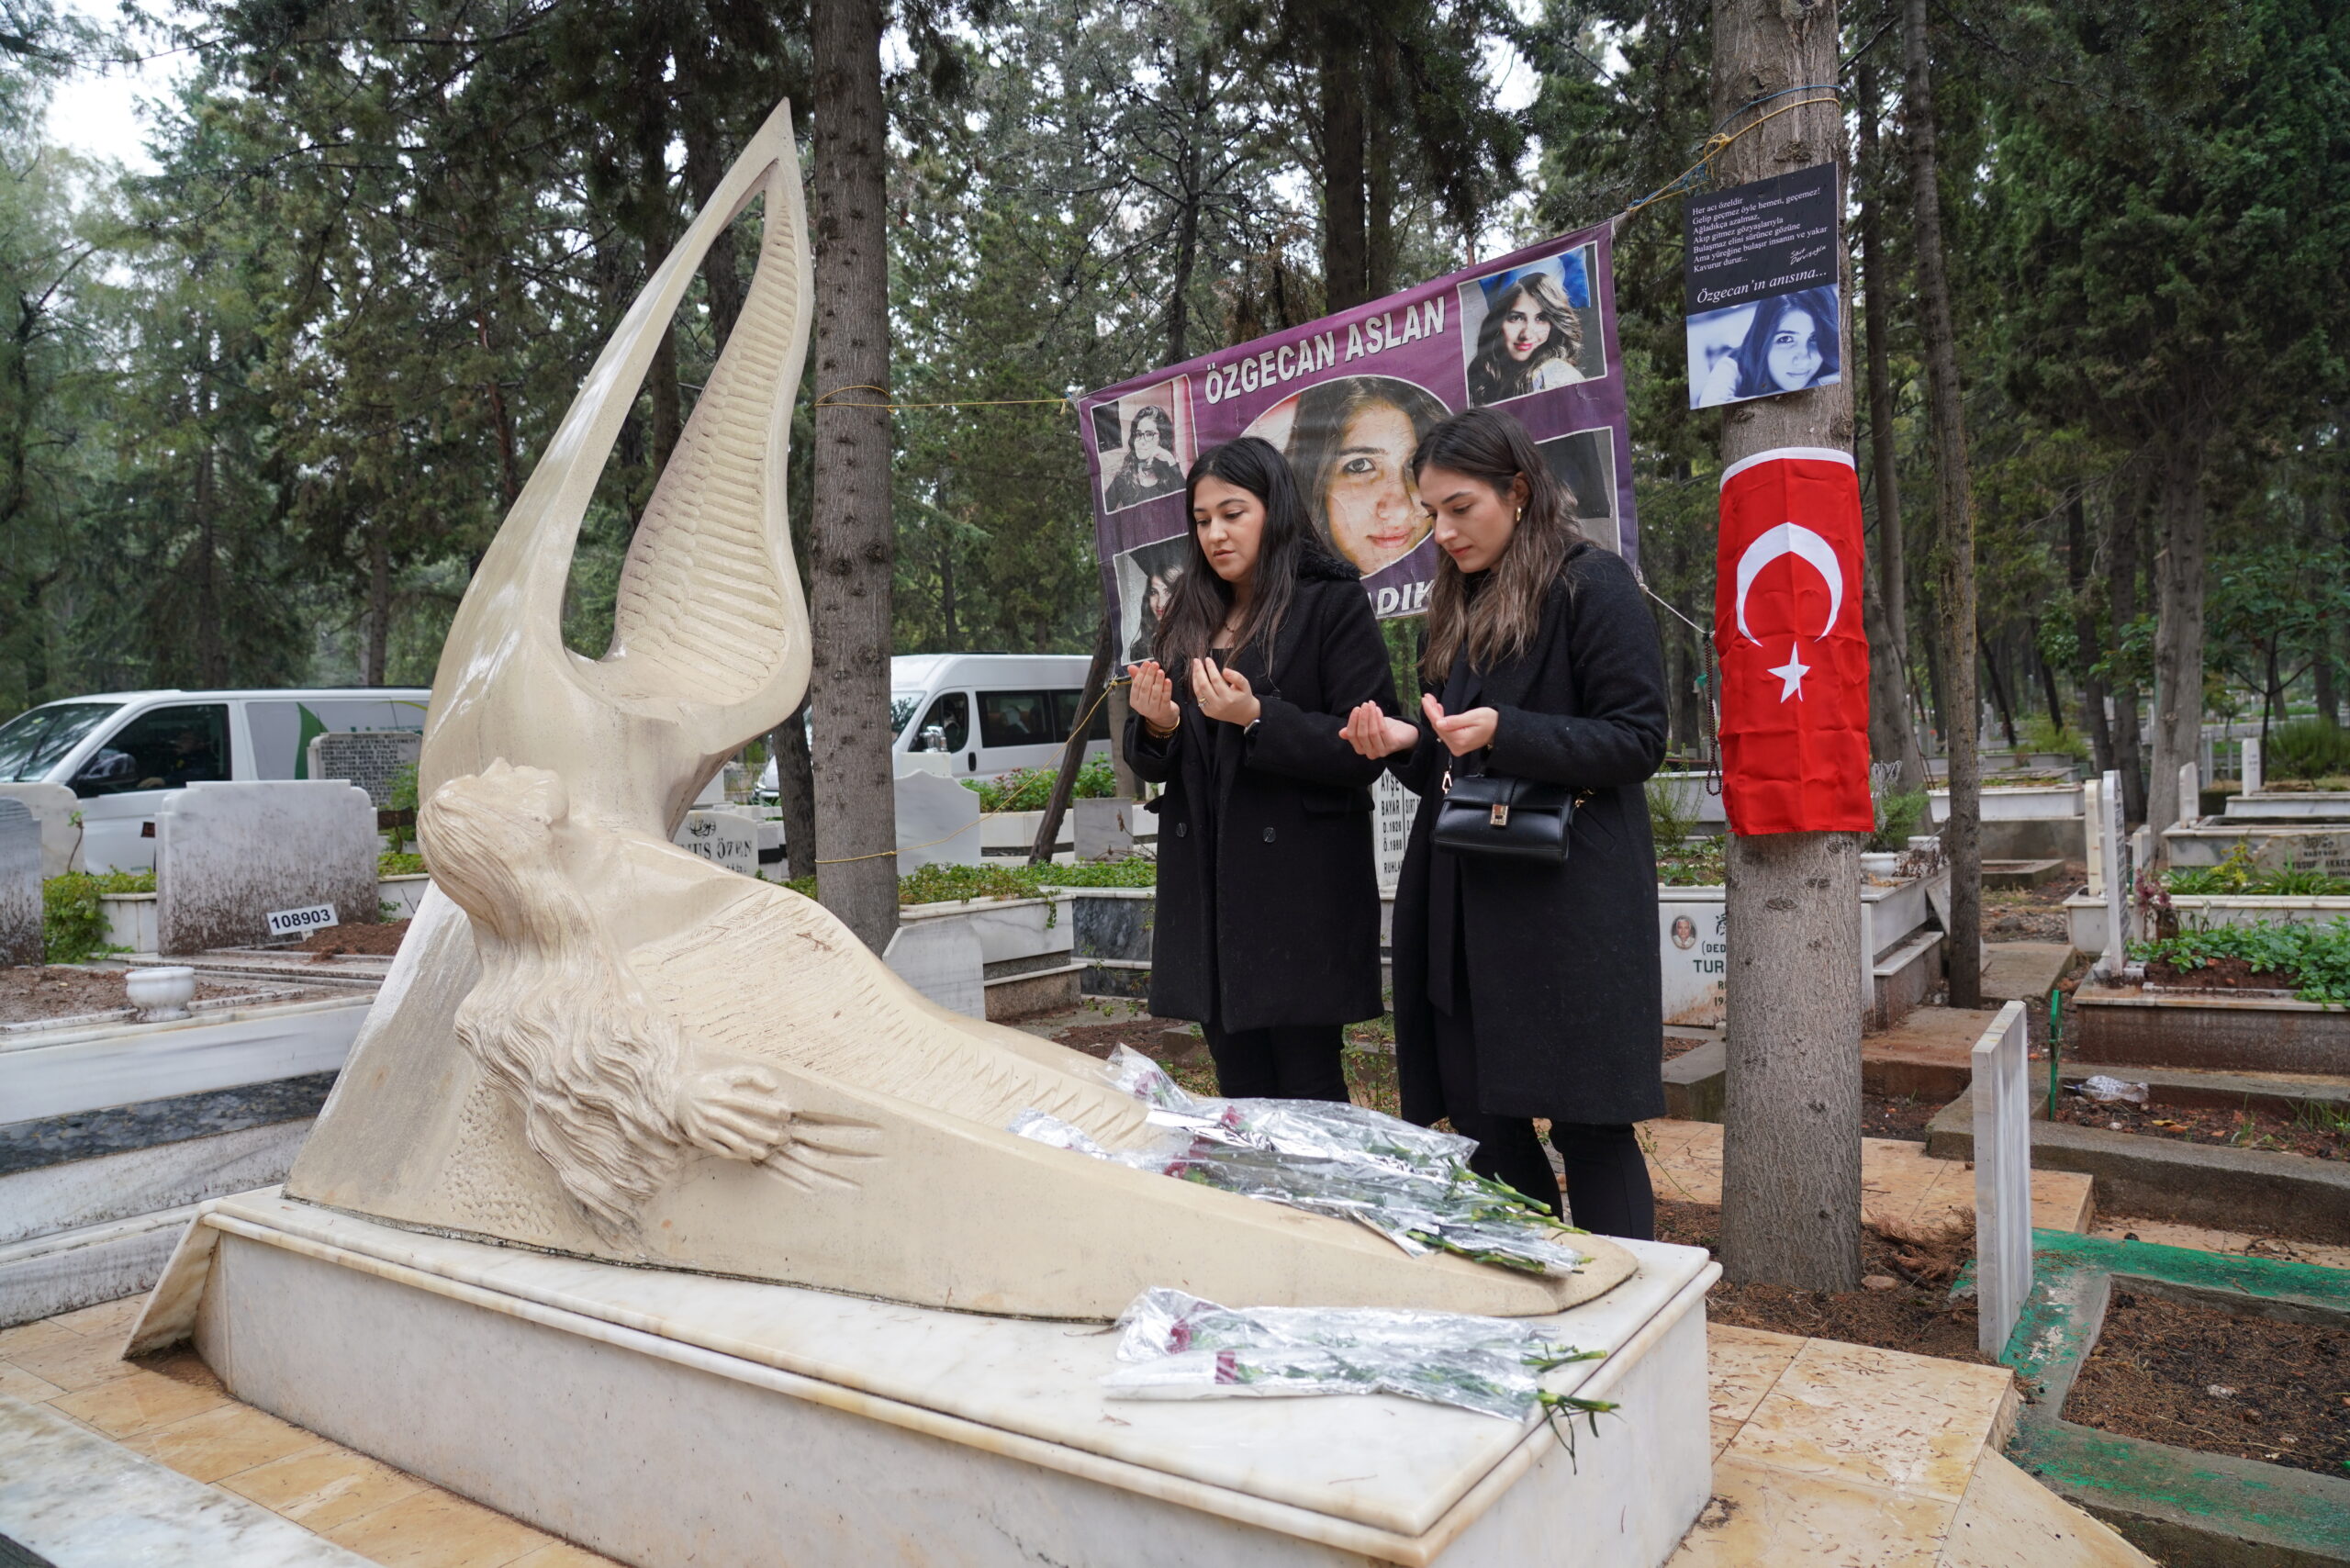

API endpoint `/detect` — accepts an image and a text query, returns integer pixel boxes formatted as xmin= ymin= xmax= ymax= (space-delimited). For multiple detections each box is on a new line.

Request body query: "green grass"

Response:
xmin=962 ymin=757 xmax=1118 ymax=812
xmin=2163 ymin=843 xmax=2350 ymax=897
xmin=41 ymin=869 xmax=155 ymax=964
xmin=2130 ymin=918 xmax=2350 ymax=1005
xmin=1658 ymin=838 xmax=1727 ymax=887
xmin=784 ymin=854 xmax=1158 ymax=906
xmin=378 ymin=850 xmax=427 ymax=877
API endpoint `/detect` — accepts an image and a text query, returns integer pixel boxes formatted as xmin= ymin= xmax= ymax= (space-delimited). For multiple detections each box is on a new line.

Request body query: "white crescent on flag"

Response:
xmin=1731 ymin=521 xmax=1844 ymax=645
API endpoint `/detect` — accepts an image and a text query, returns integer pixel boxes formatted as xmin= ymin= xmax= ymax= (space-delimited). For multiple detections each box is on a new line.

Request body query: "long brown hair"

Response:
xmin=1467 ymin=274 xmax=1583 ymax=404
xmin=1151 ymin=436 xmax=1341 ymax=678
xmin=1414 ymin=407 xmax=1583 ymax=679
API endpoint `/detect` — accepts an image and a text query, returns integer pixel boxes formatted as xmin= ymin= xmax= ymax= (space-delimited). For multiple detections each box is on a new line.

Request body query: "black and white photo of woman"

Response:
xmin=1104 ymin=403 xmax=1184 ymax=510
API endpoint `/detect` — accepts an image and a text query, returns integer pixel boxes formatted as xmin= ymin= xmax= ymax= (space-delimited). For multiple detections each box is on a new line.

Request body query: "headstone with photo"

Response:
xmin=154 ymin=781 xmax=378 ymax=954
xmin=0 ymin=798 xmax=39 ymax=966
xmin=306 ymin=730 xmax=423 ymax=810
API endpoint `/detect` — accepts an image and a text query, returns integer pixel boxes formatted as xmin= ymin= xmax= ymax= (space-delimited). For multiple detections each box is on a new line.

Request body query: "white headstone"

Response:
xmin=0 ymin=798 xmax=39 ymax=965
xmin=1374 ymin=774 xmax=1417 ymax=892
xmin=893 ymin=769 xmax=983 ymax=874
xmin=2081 ymin=775 xmax=2105 ymax=895
xmin=305 ymin=730 xmax=422 ymax=809
xmin=2242 ymin=734 xmax=2263 ymax=795
xmin=1970 ymin=1000 xmax=2033 ymax=1357
xmin=1658 ymin=895 xmax=1727 ymax=1027
xmin=154 ymin=781 xmax=378 ymax=954
xmin=675 ymin=808 xmax=759 ymax=876
xmin=881 ymin=914 xmax=986 ymax=1017
xmin=0 ymin=781 xmax=82 ymax=877
xmin=2176 ymin=761 xmax=2199 ymax=828
xmin=2095 ymin=768 xmax=2129 ymax=981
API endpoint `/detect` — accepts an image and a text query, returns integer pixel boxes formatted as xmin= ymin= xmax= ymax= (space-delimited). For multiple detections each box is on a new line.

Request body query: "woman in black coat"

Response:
xmin=1125 ymin=437 xmax=1400 ymax=1101
xmin=1342 ymin=408 xmax=1670 ymax=1238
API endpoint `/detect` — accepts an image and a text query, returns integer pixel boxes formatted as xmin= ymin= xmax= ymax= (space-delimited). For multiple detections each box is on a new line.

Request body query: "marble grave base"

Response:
xmin=134 ymin=1193 xmax=1716 ymax=1568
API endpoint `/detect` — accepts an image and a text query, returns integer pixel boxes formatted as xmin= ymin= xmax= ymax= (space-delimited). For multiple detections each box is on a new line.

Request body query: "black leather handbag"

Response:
xmin=1432 ymin=766 xmax=1583 ymax=864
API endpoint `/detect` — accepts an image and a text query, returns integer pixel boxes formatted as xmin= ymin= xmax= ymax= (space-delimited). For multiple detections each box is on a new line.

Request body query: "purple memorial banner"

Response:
xmin=1080 ymin=221 xmax=1635 ymax=662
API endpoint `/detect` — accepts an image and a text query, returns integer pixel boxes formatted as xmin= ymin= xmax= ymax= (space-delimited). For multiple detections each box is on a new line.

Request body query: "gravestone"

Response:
xmin=880 ymin=914 xmax=987 ymax=1017
xmin=0 ymin=799 xmax=39 ymax=966
xmin=2242 ymin=734 xmax=2263 ymax=796
xmin=2093 ymin=768 xmax=2131 ymax=982
xmin=674 ymin=808 xmax=758 ymax=876
xmin=2176 ymin=761 xmax=2199 ymax=828
xmin=1970 ymin=999 xmax=2033 ymax=1356
xmin=0 ymin=782 xmax=82 ymax=877
xmin=154 ymin=782 xmax=378 ymax=954
xmin=1071 ymin=797 xmax=1134 ymax=860
xmin=305 ymin=730 xmax=423 ymax=810
xmin=893 ymin=767 xmax=983 ymax=873
xmin=1374 ymin=773 xmax=1417 ymax=891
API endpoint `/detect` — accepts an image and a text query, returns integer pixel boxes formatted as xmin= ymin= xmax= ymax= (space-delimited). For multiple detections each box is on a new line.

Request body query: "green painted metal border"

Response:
xmin=1995 ymin=1229 xmax=2350 ymax=1562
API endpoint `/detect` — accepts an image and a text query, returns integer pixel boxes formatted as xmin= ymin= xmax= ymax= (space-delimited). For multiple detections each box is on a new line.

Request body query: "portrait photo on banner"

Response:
xmin=1092 ymin=377 xmax=1194 ymax=512
xmin=1685 ymin=285 xmax=1841 ymax=409
xmin=1243 ymin=374 xmax=1451 ymax=579
xmin=1113 ymin=532 xmax=1194 ymax=666
xmin=1536 ymin=426 xmax=1622 ymax=556
xmin=1455 ymin=243 xmax=1606 ymax=407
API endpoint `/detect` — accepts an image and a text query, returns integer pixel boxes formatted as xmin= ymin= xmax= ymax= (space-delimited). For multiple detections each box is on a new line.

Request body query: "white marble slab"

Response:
xmin=0 ymin=1120 xmax=311 ymax=1247
xmin=0 ymin=1204 xmax=195 ymax=1328
xmin=151 ymin=1191 xmax=1714 ymax=1562
xmin=154 ymin=781 xmax=378 ymax=953
xmin=0 ymin=1390 xmax=374 ymax=1565
xmin=0 ymin=998 xmax=368 ymax=1123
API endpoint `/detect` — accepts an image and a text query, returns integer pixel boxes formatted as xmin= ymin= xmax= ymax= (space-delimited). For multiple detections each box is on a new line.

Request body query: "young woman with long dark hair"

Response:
xmin=1465 ymin=273 xmax=1586 ymax=406
xmin=1125 ymin=436 xmax=1399 ymax=1101
xmin=1339 ymin=407 xmax=1670 ymax=1238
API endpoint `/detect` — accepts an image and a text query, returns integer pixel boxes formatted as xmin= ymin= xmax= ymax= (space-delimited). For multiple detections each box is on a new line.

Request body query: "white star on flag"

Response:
xmin=1767 ymin=642 xmax=1810 ymax=701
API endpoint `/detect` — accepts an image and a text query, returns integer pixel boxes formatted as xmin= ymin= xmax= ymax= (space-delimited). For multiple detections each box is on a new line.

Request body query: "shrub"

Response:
xmin=2265 ymin=718 xmax=2350 ymax=783
xmin=1646 ymin=776 xmax=1699 ymax=846
xmin=963 ymin=756 xmax=1119 ymax=813
xmin=379 ymin=851 xmax=428 ymax=877
xmin=1659 ymin=837 xmax=1727 ymax=887
xmin=1868 ymin=788 xmax=1930 ymax=852
xmin=2165 ymin=843 xmax=2350 ymax=897
xmin=781 ymin=855 xmax=1158 ymax=908
xmin=42 ymin=869 xmax=156 ymax=964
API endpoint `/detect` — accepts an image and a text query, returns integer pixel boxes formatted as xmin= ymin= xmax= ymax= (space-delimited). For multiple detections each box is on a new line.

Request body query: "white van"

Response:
xmin=761 ymin=654 xmax=1111 ymax=790
xmin=0 ymin=688 xmax=431 ymax=872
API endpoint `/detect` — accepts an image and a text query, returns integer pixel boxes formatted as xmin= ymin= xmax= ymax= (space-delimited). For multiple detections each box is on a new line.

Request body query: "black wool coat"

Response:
xmin=1389 ymin=543 xmax=1671 ymax=1126
xmin=1127 ymin=557 xmax=1399 ymax=1032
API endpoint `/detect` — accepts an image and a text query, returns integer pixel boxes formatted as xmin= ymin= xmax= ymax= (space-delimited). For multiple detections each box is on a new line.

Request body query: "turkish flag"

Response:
xmin=1713 ymin=446 xmax=1873 ymax=834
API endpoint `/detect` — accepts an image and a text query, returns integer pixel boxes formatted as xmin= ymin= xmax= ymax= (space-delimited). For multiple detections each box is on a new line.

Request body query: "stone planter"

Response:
xmin=2071 ymin=981 xmax=2350 ymax=1076
xmin=376 ymin=873 xmax=431 ymax=919
xmin=2158 ymin=894 xmax=2350 ymax=930
xmin=98 ymin=891 xmax=158 ymax=956
xmin=1928 ymin=784 xmax=2086 ymax=861
xmin=2221 ymin=790 xmax=2350 ymax=822
xmin=2160 ymin=821 xmax=2350 ymax=873
xmin=896 ymin=893 xmax=1084 ymax=1021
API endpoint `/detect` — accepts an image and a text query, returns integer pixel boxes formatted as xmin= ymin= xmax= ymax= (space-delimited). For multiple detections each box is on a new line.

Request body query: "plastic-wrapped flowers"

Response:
xmin=1010 ymin=1047 xmax=1587 ymax=1277
xmin=1100 ymin=1288 xmax=1612 ymax=1424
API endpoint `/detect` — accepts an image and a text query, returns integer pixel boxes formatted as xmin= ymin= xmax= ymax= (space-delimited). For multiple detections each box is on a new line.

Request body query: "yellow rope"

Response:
xmin=811 ymin=677 xmax=1130 ymax=865
xmin=1617 ymin=96 xmax=1846 ymax=222
xmin=813 ymin=383 xmax=1073 ymax=412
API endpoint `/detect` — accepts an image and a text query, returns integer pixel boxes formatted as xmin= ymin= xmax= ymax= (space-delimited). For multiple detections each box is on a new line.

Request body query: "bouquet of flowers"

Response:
xmin=1009 ymin=1048 xmax=1588 ymax=1277
xmin=1099 ymin=1288 xmax=1611 ymax=1424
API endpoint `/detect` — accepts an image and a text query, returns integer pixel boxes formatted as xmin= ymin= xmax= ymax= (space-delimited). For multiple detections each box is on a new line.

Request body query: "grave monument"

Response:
xmin=133 ymin=101 xmax=1715 ymax=1565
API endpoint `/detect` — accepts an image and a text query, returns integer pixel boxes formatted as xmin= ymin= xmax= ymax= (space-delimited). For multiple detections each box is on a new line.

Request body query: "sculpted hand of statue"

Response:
xmin=675 ymin=1063 xmax=881 ymax=1192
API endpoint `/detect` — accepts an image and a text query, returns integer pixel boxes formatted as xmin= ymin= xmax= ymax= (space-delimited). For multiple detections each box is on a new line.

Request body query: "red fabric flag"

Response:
xmin=1713 ymin=446 xmax=1873 ymax=834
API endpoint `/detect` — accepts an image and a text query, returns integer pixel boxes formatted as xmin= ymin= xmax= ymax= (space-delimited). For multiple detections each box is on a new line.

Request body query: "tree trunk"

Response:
xmin=365 ymin=527 xmax=391 ymax=685
xmin=1319 ymin=31 xmax=1368 ymax=313
xmin=1982 ymin=634 xmax=2017 ymax=750
xmin=2066 ymin=494 xmax=2115 ymax=774
xmin=1856 ymin=52 xmax=1923 ymax=788
xmin=2033 ymin=623 xmax=2064 ymax=727
xmin=1904 ymin=0 xmax=1982 ymax=1010
xmin=2317 ymin=483 xmax=2342 ymax=724
xmin=2147 ymin=437 xmax=2208 ymax=834
xmin=1366 ymin=40 xmax=1398 ymax=299
xmin=2108 ymin=489 xmax=2149 ymax=825
xmin=809 ymin=0 xmax=901 ymax=950
xmin=1032 ymin=612 xmax=1116 ymax=864
xmin=682 ymin=94 xmax=746 ymax=354
xmin=1712 ymin=0 xmax=1863 ymax=1295
xmin=771 ymin=703 xmax=819 ymax=881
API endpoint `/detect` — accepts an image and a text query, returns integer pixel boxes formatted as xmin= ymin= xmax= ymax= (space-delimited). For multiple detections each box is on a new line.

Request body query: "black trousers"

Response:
xmin=1203 ymin=1022 xmax=1350 ymax=1103
xmin=1431 ymin=990 xmax=1655 ymax=1240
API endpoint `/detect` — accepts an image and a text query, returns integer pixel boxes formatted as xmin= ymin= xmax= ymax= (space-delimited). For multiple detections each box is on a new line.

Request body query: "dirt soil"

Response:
xmin=0 ymin=966 xmax=251 ymax=1025
xmin=2143 ymin=955 xmax=2299 ymax=992
xmin=295 ymin=920 xmax=408 ymax=957
xmin=1654 ymin=1199 xmax=1995 ymax=1364
xmin=1863 ymin=1092 xmax=1947 ymax=1142
xmin=1047 ymin=1017 xmax=1403 ymax=1114
xmin=2053 ymin=1092 xmax=2346 ymax=1162
xmin=2065 ymin=1286 xmax=2350 ymax=1478
xmin=1984 ymin=868 xmax=2082 ymax=943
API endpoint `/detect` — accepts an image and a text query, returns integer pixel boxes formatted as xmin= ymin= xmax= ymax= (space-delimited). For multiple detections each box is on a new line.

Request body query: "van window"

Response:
xmin=1052 ymin=688 xmax=1110 ymax=743
xmin=71 ymin=703 xmax=231 ymax=796
xmin=889 ymin=691 xmax=924 ymax=737
xmin=979 ymin=691 xmax=1056 ymax=749
xmin=0 ymin=701 xmax=118 ymax=782
xmin=913 ymin=692 xmax=969 ymax=752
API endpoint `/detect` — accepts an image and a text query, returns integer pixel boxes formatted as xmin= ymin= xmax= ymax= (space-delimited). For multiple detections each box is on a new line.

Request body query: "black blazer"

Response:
xmin=1388 ymin=543 xmax=1671 ymax=1125
xmin=1126 ymin=556 xmax=1399 ymax=1032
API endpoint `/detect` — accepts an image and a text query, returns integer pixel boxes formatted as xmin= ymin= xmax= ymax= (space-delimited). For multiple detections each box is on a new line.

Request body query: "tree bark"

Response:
xmin=1366 ymin=39 xmax=1398 ymax=300
xmin=1856 ymin=51 xmax=1923 ymax=788
xmin=2033 ymin=623 xmax=2065 ymax=727
xmin=2108 ymin=489 xmax=2150 ymax=825
xmin=771 ymin=702 xmax=819 ymax=881
xmin=1982 ymin=634 xmax=2017 ymax=751
xmin=1031 ymin=611 xmax=1116 ymax=863
xmin=2147 ymin=435 xmax=2209 ymax=833
xmin=1319 ymin=30 xmax=1368 ymax=313
xmin=809 ymin=0 xmax=901 ymax=950
xmin=2066 ymin=493 xmax=2115 ymax=774
xmin=682 ymin=93 xmax=745 ymax=354
xmin=1712 ymin=0 xmax=1863 ymax=1294
xmin=1904 ymin=0 xmax=1982 ymax=1009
